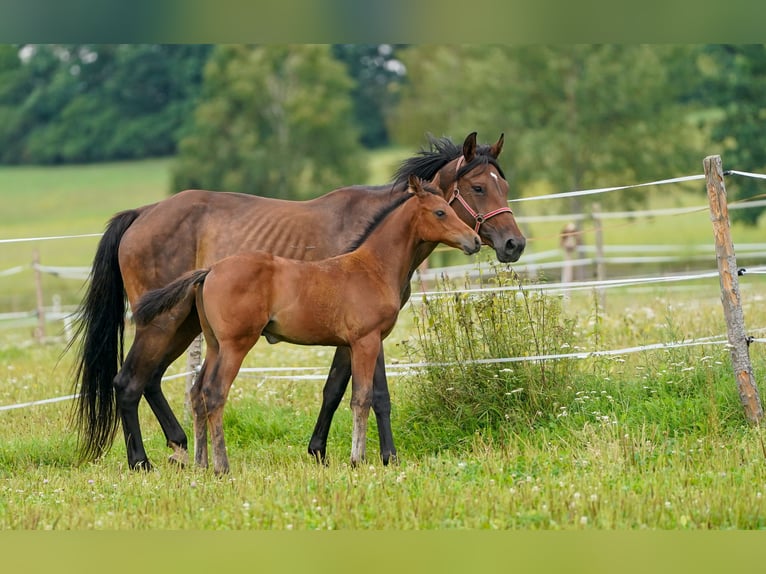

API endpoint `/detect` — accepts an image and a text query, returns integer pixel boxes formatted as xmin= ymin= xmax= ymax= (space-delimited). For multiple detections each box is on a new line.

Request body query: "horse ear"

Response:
xmin=430 ymin=171 xmax=442 ymax=191
xmin=490 ymin=133 xmax=504 ymax=158
xmin=407 ymin=174 xmax=423 ymax=194
xmin=462 ymin=132 xmax=477 ymax=162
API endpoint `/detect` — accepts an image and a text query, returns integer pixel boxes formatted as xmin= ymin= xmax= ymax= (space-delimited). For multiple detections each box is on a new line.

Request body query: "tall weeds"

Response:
xmin=399 ymin=269 xmax=578 ymax=450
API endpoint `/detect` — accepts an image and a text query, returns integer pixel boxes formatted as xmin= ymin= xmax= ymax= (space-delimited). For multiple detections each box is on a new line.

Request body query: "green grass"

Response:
xmin=1 ymin=279 xmax=765 ymax=529
xmin=2 ymin=153 xmax=766 ymax=530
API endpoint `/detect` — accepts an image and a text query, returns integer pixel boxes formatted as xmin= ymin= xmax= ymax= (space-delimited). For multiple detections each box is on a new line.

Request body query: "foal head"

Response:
xmin=407 ymin=175 xmax=481 ymax=256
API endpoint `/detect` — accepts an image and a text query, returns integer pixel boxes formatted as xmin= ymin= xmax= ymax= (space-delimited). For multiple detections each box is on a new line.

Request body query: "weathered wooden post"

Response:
xmin=592 ymin=202 xmax=606 ymax=308
xmin=32 ymin=249 xmax=45 ymax=342
xmin=185 ymin=334 xmax=203 ymax=421
xmin=704 ymin=155 xmax=763 ymax=425
xmin=559 ymin=222 xmax=579 ymax=288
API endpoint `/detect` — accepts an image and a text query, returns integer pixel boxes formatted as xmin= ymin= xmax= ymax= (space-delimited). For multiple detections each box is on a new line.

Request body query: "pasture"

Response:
xmin=1 ymin=153 xmax=766 ymax=530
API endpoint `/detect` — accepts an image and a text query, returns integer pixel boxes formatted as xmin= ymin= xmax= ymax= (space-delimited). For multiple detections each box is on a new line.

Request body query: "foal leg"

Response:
xmin=349 ymin=335 xmax=381 ymax=467
xmin=203 ymin=344 xmax=251 ymax=475
xmin=308 ymin=344 xmax=397 ymax=465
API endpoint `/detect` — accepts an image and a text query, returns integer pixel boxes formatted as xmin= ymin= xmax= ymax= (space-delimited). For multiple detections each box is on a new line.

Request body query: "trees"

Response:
xmin=331 ymin=44 xmax=406 ymax=148
xmin=390 ymin=45 xmax=705 ymax=212
xmin=0 ymin=44 xmax=211 ymax=164
xmin=702 ymin=45 xmax=766 ymax=225
xmin=171 ymin=45 xmax=368 ymax=199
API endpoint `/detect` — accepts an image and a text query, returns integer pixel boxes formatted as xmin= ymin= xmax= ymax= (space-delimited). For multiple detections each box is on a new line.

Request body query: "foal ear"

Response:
xmin=407 ymin=174 xmax=424 ymax=195
xmin=490 ymin=133 xmax=504 ymax=158
xmin=462 ymin=131 xmax=478 ymax=163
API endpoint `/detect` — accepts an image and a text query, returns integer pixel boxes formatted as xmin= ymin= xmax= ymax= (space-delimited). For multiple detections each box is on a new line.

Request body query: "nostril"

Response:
xmin=506 ymin=237 xmax=525 ymax=254
xmin=474 ymin=236 xmax=481 ymax=251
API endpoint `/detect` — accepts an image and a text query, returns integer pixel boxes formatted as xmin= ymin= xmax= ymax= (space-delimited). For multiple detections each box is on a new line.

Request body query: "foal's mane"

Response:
xmin=345 ymin=183 xmax=440 ymax=253
xmin=392 ymin=134 xmax=506 ymax=186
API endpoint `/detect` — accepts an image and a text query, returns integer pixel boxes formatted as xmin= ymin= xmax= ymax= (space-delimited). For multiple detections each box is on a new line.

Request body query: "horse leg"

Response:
xmin=142 ymin=313 xmax=202 ymax=466
xmin=113 ymin=343 xmax=157 ymax=470
xmin=349 ymin=334 xmax=380 ymax=467
xmin=372 ymin=346 xmax=397 ymax=465
xmin=114 ymin=320 xmax=194 ymax=470
xmin=308 ymin=346 xmax=352 ymax=464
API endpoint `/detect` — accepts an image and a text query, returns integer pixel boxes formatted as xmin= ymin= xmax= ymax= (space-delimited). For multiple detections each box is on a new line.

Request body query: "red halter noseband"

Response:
xmin=448 ymin=156 xmax=514 ymax=233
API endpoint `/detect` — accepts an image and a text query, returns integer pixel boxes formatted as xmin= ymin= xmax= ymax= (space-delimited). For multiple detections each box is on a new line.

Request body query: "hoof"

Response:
xmin=168 ymin=447 xmax=189 ymax=468
xmin=130 ymin=459 xmax=153 ymax=472
xmin=308 ymin=447 xmax=329 ymax=467
xmin=381 ymin=452 xmax=399 ymax=466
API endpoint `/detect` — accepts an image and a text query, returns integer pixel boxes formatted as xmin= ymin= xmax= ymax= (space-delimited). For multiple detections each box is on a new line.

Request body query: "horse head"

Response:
xmin=440 ymin=132 xmax=526 ymax=263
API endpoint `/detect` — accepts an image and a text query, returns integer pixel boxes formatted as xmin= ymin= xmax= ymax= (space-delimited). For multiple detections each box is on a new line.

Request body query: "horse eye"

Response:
xmin=434 ymin=210 xmax=446 ymax=218
xmin=472 ymin=185 xmax=484 ymax=194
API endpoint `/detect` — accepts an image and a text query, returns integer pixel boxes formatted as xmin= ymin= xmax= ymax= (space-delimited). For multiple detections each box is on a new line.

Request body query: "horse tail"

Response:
xmin=67 ymin=209 xmax=140 ymax=463
xmin=133 ymin=269 xmax=210 ymax=327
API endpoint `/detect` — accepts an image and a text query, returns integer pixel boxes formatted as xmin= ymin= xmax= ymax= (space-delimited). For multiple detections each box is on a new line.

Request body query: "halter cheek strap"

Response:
xmin=448 ymin=156 xmax=514 ymax=233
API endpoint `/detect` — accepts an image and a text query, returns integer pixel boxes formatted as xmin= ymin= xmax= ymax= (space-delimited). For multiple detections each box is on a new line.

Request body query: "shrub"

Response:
xmin=398 ymin=268 xmax=578 ymax=451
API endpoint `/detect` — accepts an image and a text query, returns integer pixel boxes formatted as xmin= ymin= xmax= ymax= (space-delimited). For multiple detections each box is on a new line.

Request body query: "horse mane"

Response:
xmin=392 ymin=134 xmax=506 ymax=186
xmin=345 ymin=182 xmax=441 ymax=253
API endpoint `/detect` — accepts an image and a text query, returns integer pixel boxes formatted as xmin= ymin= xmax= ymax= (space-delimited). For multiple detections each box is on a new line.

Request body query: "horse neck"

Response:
xmin=353 ymin=199 xmax=423 ymax=290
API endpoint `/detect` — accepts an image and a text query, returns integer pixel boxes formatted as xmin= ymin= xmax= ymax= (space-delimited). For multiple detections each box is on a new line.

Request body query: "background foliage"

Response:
xmin=1 ymin=43 xmax=766 ymax=219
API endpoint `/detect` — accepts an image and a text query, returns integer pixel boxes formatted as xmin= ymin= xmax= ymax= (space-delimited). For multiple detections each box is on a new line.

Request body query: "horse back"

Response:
xmin=116 ymin=187 xmax=396 ymax=306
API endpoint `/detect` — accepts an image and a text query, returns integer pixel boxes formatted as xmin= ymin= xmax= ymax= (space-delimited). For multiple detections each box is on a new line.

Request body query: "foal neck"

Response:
xmin=352 ymin=196 xmax=423 ymax=287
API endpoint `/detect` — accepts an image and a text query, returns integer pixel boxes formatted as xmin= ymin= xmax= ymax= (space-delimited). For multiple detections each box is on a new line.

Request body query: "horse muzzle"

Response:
xmin=462 ymin=234 xmax=482 ymax=256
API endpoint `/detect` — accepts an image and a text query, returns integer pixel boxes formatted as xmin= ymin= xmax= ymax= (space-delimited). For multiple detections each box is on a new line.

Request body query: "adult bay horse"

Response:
xmin=133 ymin=177 xmax=481 ymax=473
xmin=70 ymin=131 xmax=526 ymax=470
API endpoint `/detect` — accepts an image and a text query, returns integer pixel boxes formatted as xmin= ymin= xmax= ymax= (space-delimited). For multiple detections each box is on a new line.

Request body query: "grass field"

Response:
xmin=1 ymin=152 xmax=766 ymax=530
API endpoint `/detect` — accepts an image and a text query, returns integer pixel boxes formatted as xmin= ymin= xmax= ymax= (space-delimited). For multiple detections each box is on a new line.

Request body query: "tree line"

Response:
xmin=1 ymin=44 xmax=764 ymax=222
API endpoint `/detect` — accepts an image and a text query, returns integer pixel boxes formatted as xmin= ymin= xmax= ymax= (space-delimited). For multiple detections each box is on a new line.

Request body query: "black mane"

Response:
xmin=345 ymin=192 xmax=414 ymax=253
xmin=392 ymin=134 xmax=506 ymax=186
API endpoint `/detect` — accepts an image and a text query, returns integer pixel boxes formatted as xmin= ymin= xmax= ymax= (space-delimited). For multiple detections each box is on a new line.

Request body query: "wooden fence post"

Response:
xmin=559 ymin=222 xmax=578 ymax=288
xmin=592 ymin=202 xmax=606 ymax=308
xmin=704 ymin=155 xmax=763 ymax=425
xmin=185 ymin=334 xmax=203 ymax=421
xmin=32 ymin=249 xmax=45 ymax=342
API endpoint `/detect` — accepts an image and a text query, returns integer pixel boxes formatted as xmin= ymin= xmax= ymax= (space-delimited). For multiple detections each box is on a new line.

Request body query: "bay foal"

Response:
xmin=133 ymin=176 xmax=480 ymax=473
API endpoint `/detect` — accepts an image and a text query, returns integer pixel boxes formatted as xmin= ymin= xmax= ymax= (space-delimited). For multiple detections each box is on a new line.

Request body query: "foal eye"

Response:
xmin=472 ymin=185 xmax=484 ymax=194
xmin=434 ymin=210 xmax=446 ymax=218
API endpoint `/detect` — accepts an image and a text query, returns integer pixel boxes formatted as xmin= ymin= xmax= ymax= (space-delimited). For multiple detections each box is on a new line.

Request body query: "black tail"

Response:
xmin=133 ymin=269 xmax=210 ymax=326
xmin=66 ymin=209 xmax=140 ymax=463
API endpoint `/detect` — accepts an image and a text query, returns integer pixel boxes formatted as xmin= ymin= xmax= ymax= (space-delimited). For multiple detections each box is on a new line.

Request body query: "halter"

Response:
xmin=448 ymin=156 xmax=514 ymax=233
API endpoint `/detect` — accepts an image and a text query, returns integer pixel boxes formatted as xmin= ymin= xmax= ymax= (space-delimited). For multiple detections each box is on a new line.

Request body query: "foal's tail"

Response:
xmin=133 ymin=269 xmax=210 ymax=326
xmin=67 ymin=209 xmax=140 ymax=463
